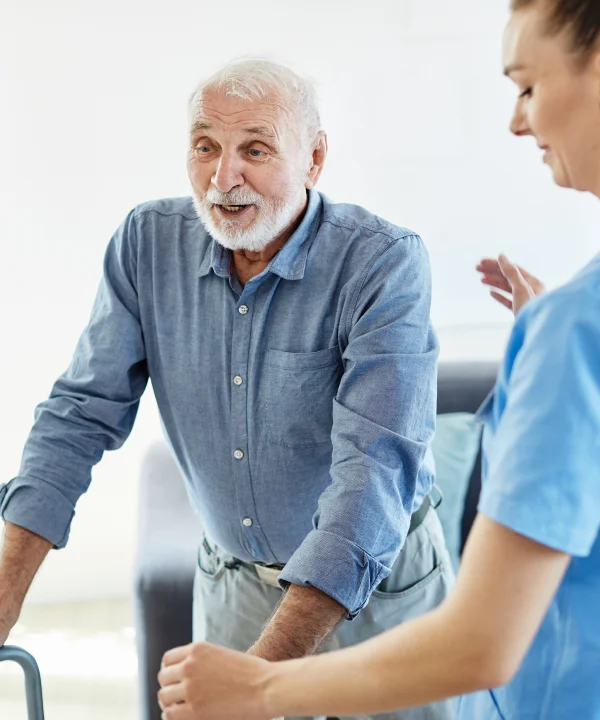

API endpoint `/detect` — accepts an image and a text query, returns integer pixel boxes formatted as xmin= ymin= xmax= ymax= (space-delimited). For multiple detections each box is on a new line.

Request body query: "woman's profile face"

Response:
xmin=504 ymin=4 xmax=600 ymax=194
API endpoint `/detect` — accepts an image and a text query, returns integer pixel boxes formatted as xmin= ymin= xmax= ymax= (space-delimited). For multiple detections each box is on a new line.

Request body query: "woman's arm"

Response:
xmin=158 ymin=514 xmax=570 ymax=720
xmin=265 ymin=515 xmax=569 ymax=718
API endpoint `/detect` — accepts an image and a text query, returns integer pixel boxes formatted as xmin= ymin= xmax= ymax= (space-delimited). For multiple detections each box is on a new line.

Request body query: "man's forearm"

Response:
xmin=248 ymin=584 xmax=346 ymax=661
xmin=1 ymin=521 xmax=51 ymax=603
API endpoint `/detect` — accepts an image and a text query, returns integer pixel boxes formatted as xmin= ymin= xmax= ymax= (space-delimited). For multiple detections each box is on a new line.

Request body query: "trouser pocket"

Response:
xmin=197 ymin=535 xmax=226 ymax=581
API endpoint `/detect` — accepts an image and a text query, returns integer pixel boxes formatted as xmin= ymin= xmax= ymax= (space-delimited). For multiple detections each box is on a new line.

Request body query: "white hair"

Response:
xmin=188 ymin=57 xmax=321 ymax=147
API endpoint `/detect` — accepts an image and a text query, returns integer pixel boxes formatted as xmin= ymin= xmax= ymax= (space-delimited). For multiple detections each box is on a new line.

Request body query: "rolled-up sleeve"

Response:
xmin=279 ymin=234 xmax=438 ymax=617
xmin=0 ymin=210 xmax=148 ymax=548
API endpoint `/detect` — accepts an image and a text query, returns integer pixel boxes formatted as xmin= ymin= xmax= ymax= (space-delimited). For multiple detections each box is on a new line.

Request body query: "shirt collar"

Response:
xmin=197 ymin=189 xmax=322 ymax=280
xmin=197 ymin=236 xmax=229 ymax=278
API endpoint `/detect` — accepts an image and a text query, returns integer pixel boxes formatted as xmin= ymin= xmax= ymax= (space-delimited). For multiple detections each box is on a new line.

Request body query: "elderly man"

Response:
xmin=0 ymin=59 xmax=453 ymax=720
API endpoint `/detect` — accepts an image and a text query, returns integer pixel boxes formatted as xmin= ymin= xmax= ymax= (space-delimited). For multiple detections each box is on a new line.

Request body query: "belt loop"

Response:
xmin=430 ymin=484 xmax=443 ymax=510
xmin=224 ymin=558 xmax=241 ymax=571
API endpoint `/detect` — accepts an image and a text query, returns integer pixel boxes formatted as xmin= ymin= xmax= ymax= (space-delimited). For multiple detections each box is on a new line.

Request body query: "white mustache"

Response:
xmin=204 ymin=188 xmax=264 ymax=207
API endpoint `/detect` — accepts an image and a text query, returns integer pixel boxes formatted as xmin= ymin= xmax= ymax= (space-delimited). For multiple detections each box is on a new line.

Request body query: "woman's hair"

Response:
xmin=511 ymin=0 xmax=600 ymax=61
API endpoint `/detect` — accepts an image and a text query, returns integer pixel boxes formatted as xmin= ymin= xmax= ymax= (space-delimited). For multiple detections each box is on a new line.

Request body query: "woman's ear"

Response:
xmin=591 ymin=48 xmax=600 ymax=103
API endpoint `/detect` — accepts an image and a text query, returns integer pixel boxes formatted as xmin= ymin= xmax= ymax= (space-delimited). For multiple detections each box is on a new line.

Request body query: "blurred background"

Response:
xmin=1 ymin=0 xmax=600 ymax=717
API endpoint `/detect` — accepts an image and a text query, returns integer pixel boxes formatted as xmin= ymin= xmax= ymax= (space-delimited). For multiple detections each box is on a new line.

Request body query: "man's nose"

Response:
xmin=212 ymin=152 xmax=244 ymax=193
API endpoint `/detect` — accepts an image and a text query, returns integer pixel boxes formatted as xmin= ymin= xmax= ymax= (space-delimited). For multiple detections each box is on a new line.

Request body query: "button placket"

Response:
xmin=231 ymin=297 xmax=258 ymax=541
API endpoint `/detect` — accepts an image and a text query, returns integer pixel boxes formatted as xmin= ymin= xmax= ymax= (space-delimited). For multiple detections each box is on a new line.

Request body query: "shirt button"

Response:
xmin=233 ymin=375 xmax=243 ymax=386
xmin=242 ymin=517 xmax=253 ymax=527
xmin=233 ymin=449 xmax=244 ymax=460
xmin=238 ymin=305 xmax=249 ymax=315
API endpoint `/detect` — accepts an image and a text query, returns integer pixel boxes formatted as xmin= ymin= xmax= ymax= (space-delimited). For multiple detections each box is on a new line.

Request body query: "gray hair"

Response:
xmin=188 ymin=58 xmax=321 ymax=146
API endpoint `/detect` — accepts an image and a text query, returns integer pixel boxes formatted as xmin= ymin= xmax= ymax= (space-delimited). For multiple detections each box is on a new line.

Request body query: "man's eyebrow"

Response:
xmin=190 ymin=121 xmax=277 ymax=140
xmin=191 ymin=120 xmax=212 ymax=133
xmin=244 ymin=126 xmax=277 ymax=139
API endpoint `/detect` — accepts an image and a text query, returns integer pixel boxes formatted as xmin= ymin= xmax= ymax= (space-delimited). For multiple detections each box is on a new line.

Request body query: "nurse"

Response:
xmin=157 ymin=2 xmax=600 ymax=718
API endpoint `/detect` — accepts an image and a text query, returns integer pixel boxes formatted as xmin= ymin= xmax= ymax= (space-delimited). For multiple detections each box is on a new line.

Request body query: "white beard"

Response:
xmin=193 ymin=187 xmax=302 ymax=252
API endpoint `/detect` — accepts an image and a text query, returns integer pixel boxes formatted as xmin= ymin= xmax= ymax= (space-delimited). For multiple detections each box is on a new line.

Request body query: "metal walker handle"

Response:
xmin=0 ymin=645 xmax=45 ymax=720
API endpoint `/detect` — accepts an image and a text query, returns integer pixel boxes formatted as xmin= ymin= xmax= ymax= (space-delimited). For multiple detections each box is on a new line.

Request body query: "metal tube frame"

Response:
xmin=0 ymin=645 xmax=45 ymax=720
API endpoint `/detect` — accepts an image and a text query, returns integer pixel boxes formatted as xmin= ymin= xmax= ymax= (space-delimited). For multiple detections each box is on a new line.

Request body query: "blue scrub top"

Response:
xmin=458 ymin=255 xmax=600 ymax=719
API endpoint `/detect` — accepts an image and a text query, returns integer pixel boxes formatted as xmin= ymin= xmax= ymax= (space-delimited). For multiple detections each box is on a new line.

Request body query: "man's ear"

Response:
xmin=305 ymin=132 xmax=328 ymax=189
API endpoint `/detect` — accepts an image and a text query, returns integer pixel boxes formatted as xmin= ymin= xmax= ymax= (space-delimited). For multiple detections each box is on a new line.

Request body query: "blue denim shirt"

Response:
xmin=0 ymin=190 xmax=438 ymax=616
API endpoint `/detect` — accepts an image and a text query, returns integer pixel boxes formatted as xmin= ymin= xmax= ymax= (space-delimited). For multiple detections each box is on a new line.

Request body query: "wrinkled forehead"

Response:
xmin=189 ymin=88 xmax=300 ymax=140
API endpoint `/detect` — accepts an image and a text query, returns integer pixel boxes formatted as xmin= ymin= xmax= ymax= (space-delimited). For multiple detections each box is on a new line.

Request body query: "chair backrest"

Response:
xmin=436 ymin=361 xmax=499 ymax=550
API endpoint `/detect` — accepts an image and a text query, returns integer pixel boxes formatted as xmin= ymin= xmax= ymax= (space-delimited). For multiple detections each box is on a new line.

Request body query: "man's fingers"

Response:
xmin=162 ymin=644 xmax=192 ymax=668
xmin=490 ymin=290 xmax=513 ymax=311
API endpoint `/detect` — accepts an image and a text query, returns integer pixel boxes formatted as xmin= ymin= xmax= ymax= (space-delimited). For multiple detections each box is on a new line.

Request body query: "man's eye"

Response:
xmin=196 ymin=145 xmax=212 ymax=153
xmin=249 ymin=148 xmax=265 ymax=157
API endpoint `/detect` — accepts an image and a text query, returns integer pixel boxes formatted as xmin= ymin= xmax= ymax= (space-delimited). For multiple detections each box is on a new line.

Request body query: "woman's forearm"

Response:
xmin=262 ymin=517 xmax=570 ymax=719
xmin=263 ymin=602 xmax=497 ymax=719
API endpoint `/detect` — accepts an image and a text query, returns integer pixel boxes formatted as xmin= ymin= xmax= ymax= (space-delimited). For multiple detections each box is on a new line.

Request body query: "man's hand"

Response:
xmin=158 ymin=642 xmax=273 ymax=720
xmin=477 ymin=255 xmax=546 ymax=316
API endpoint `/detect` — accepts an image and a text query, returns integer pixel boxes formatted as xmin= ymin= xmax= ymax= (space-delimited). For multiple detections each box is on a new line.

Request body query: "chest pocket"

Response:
xmin=266 ymin=346 xmax=343 ymax=448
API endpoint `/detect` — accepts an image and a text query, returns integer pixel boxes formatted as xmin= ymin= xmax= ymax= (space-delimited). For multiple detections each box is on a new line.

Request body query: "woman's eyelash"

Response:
xmin=519 ymin=88 xmax=532 ymax=98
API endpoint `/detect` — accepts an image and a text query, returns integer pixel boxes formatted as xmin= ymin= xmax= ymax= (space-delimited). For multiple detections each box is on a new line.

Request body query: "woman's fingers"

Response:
xmin=476 ymin=258 xmax=503 ymax=273
xmin=480 ymin=273 xmax=512 ymax=293
xmin=478 ymin=255 xmax=546 ymax=316
xmin=478 ymin=257 xmax=545 ymax=293
xmin=490 ymin=290 xmax=513 ymax=311
xmin=516 ymin=265 xmax=546 ymax=293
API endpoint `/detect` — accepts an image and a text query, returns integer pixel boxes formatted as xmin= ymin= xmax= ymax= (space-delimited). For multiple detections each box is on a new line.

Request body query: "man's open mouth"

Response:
xmin=215 ymin=204 xmax=250 ymax=214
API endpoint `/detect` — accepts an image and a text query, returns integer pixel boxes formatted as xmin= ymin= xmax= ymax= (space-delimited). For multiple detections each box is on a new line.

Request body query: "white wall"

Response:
xmin=2 ymin=0 xmax=600 ymax=603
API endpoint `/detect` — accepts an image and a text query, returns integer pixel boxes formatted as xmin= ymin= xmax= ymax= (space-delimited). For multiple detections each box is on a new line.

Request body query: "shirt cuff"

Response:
xmin=278 ymin=528 xmax=389 ymax=619
xmin=0 ymin=476 xmax=75 ymax=548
